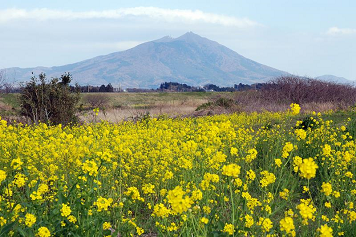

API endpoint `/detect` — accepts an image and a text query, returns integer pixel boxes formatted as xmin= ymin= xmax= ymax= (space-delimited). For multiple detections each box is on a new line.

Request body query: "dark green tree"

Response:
xmin=20 ymin=73 xmax=80 ymax=125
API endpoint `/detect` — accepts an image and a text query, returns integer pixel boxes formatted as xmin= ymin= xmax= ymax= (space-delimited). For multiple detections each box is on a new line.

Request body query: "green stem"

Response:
xmin=229 ymin=180 xmax=235 ymax=237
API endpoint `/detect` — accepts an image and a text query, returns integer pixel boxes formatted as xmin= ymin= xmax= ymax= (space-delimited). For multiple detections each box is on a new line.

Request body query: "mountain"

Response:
xmin=315 ymin=75 xmax=353 ymax=84
xmin=3 ymin=32 xmax=288 ymax=88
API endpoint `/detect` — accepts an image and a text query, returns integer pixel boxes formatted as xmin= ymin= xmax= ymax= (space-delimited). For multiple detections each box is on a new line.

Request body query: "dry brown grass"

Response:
xmin=79 ymin=98 xmax=208 ymax=123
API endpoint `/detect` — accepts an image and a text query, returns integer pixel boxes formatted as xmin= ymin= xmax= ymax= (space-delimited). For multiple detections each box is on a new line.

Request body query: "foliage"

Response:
xmin=196 ymin=97 xmax=237 ymax=111
xmin=295 ymin=116 xmax=321 ymax=130
xmin=19 ymin=73 xmax=80 ymax=125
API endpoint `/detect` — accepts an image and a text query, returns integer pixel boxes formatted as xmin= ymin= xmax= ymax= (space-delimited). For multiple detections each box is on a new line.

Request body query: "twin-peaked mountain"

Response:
xmin=4 ymin=32 xmax=288 ymax=88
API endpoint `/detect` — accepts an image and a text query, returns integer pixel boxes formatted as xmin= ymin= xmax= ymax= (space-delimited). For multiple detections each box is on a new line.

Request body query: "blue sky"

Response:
xmin=1 ymin=0 xmax=355 ymax=80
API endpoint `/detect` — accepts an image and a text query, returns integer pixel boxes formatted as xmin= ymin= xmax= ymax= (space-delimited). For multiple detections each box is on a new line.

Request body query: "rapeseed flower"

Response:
xmin=290 ymin=103 xmax=301 ymax=115
xmin=60 ymin=204 xmax=71 ymax=217
xmin=222 ymin=223 xmax=235 ymax=235
xmin=0 ymin=170 xmax=6 ymax=183
xmin=298 ymin=158 xmax=318 ymax=179
xmin=222 ymin=163 xmax=241 ymax=177
xmin=260 ymin=171 xmax=276 ymax=188
xmin=36 ymin=227 xmax=51 ymax=237
xmin=279 ymin=216 xmax=295 ymax=236
xmin=321 ymin=182 xmax=332 ymax=196
xmin=25 ymin=213 xmax=36 ymax=227
xmin=318 ymin=224 xmax=333 ymax=237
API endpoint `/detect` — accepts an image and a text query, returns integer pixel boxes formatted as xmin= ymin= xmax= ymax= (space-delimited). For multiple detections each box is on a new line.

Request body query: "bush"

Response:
xmin=262 ymin=76 xmax=356 ymax=105
xmin=20 ymin=73 xmax=80 ymax=125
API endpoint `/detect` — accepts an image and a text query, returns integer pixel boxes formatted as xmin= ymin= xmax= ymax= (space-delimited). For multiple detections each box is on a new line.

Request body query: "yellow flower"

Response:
xmin=279 ymin=189 xmax=289 ymax=200
xmin=94 ymin=196 xmax=113 ymax=212
xmin=166 ymin=186 xmax=193 ymax=214
xmin=36 ymin=227 xmax=51 ymax=237
xmin=203 ymin=206 xmax=211 ymax=214
xmin=13 ymin=173 xmax=28 ymax=188
xmin=124 ymin=187 xmax=144 ymax=202
xmin=333 ymin=191 xmax=340 ymax=198
xmin=280 ymin=216 xmax=295 ymax=236
xmin=93 ymin=108 xmax=99 ymax=116
xmin=275 ymin=158 xmax=282 ymax=167
xmin=295 ymin=129 xmax=307 ymax=140
xmin=282 ymin=142 xmax=294 ymax=158
xmin=325 ymin=202 xmax=332 ymax=208
xmin=191 ymin=189 xmax=203 ymax=201
xmin=82 ymin=160 xmax=98 ymax=176
xmin=152 ymin=203 xmax=171 ymax=218
xmin=345 ymin=172 xmax=353 ymax=178
xmin=245 ymin=148 xmax=258 ymax=163
xmin=223 ymin=223 xmax=235 ymax=235
xmin=246 ymin=169 xmax=256 ymax=181
xmin=298 ymin=158 xmax=318 ymax=179
xmin=136 ymin=227 xmax=144 ymax=235
xmin=230 ymin=147 xmax=238 ymax=156
xmin=0 ymin=170 xmax=7 ymax=183
xmin=60 ymin=204 xmax=71 ymax=217
xmin=142 ymin=183 xmax=155 ymax=195
xmin=322 ymin=144 xmax=332 ymax=156
xmin=260 ymin=171 xmax=276 ymax=188
xmin=258 ymin=217 xmax=273 ymax=232
xmin=321 ymin=182 xmax=332 ymax=196
xmin=318 ymin=224 xmax=333 ymax=237
xmin=297 ymin=199 xmax=316 ymax=224
xmin=293 ymin=156 xmax=303 ymax=172
xmin=25 ymin=213 xmax=36 ymax=227
xmin=103 ymin=222 xmax=112 ymax=230
xmin=222 ymin=163 xmax=241 ymax=177
xmin=68 ymin=215 xmax=77 ymax=223
xmin=290 ymin=103 xmax=301 ymax=115
xmin=200 ymin=217 xmax=209 ymax=224
xmin=0 ymin=217 xmax=7 ymax=227
xmin=11 ymin=158 xmax=23 ymax=170
xmin=244 ymin=214 xmax=254 ymax=228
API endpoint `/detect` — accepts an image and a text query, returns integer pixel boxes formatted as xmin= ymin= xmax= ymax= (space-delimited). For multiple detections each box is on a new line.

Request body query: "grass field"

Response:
xmin=79 ymin=92 xmax=223 ymax=122
xmin=1 ymin=103 xmax=356 ymax=236
xmin=1 ymin=91 xmax=352 ymax=124
xmin=0 ymin=92 xmax=231 ymax=122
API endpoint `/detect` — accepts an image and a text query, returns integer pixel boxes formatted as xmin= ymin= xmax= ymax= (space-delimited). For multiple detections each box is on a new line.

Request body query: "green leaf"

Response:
xmin=0 ymin=222 xmax=15 ymax=235
xmin=15 ymin=226 xmax=29 ymax=237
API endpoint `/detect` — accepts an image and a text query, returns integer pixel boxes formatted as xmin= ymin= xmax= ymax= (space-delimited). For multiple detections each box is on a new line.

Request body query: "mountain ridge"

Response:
xmin=315 ymin=75 xmax=353 ymax=84
xmin=3 ymin=32 xmax=289 ymax=88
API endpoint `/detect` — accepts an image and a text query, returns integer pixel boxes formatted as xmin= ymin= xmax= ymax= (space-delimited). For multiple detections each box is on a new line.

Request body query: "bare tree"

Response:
xmin=0 ymin=71 xmax=14 ymax=93
xmin=0 ymin=71 xmax=4 ymax=92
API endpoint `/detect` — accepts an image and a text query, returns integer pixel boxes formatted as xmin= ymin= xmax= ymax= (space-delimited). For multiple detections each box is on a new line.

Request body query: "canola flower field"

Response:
xmin=1 ymin=104 xmax=356 ymax=237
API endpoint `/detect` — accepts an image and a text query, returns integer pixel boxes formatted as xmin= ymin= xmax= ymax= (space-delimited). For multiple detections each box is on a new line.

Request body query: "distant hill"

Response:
xmin=315 ymin=75 xmax=353 ymax=84
xmin=3 ymin=32 xmax=289 ymax=88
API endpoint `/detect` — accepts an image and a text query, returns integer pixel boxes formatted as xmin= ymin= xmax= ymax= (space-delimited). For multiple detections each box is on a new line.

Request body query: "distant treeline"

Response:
xmin=0 ymin=81 xmax=266 ymax=93
xmin=77 ymin=82 xmax=265 ymax=93
xmin=78 ymin=84 xmax=116 ymax=93
xmin=157 ymin=82 xmax=266 ymax=92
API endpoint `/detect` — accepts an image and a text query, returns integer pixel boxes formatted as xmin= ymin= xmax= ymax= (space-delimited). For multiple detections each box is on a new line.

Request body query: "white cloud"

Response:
xmin=0 ymin=7 xmax=260 ymax=28
xmin=326 ymin=27 xmax=356 ymax=36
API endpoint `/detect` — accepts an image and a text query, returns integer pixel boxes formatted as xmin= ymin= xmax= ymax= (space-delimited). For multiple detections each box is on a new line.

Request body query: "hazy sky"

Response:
xmin=1 ymin=0 xmax=355 ymax=80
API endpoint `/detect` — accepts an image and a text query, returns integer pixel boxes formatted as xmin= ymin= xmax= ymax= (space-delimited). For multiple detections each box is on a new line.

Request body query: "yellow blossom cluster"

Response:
xmin=0 ymin=106 xmax=355 ymax=236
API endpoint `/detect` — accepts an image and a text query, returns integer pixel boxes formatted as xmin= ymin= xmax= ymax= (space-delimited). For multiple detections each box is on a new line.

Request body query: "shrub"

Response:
xmin=196 ymin=97 xmax=236 ymax=111
xmin=262 ymin=76 xmax=356 ymax=106
xmin=20 ymin=73 xmax=80 ymax=125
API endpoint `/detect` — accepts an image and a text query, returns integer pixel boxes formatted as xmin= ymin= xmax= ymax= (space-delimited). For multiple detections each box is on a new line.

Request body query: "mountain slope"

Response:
xmin=315 ymin=75 xmax=353 ymax=84
xmin=3 ymin=32 xmax=288 ymax=88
